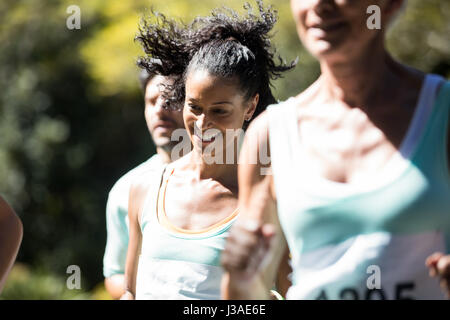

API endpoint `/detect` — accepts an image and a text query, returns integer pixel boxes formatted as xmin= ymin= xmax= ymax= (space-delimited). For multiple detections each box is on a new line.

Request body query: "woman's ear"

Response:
xmin=245 ymin=94 xmax=259 ymax=121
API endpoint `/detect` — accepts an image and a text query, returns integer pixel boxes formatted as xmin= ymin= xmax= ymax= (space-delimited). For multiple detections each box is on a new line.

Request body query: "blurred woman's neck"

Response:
xmin=317 ymin=36 xmax=397 ymax=110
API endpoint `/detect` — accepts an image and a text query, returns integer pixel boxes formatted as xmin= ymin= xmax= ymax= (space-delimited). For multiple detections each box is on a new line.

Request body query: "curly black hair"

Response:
xmin=135 ymin=0 xmax=297 ymax=126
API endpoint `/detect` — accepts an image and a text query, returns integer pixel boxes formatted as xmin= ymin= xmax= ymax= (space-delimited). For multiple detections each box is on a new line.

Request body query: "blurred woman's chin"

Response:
xmin=308 ymin=40 xmax=349 ymax=60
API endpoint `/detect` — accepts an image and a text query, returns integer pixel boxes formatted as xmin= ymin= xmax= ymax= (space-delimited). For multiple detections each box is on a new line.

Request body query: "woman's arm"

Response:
xmin=0 ymin=196 xmax=23 ymax=293
xmin=121 ymin=179 xmax=148 ymax=300
xmin=105 ymin=274 xmax=126 ymax=300
xmin=221 ymin=112 xmax=290 ymax=299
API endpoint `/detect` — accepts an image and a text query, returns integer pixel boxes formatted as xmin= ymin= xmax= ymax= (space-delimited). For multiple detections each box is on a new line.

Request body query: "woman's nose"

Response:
xmin=195 ymin=114 xmax=212 ymax=132
xmin=313 ymin=0 xmax=335 ymax=14
xmin=195 ymin=114 xmax=205 ymax=130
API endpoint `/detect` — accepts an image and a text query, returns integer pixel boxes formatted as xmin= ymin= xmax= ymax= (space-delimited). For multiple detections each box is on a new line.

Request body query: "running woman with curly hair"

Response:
xmin=121 ymin=0 xmax=296 ymax=300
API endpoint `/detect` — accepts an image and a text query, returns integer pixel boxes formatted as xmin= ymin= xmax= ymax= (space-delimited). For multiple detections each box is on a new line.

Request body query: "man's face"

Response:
xmin=144 ymin=75 xmax=185 ymax=149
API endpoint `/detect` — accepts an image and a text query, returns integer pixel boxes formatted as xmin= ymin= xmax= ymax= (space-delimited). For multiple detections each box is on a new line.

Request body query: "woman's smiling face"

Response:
xmin=290 ymin=0 xmax=402 ymax=63
xmin=183 ymin=69 xmax=257 ymax=159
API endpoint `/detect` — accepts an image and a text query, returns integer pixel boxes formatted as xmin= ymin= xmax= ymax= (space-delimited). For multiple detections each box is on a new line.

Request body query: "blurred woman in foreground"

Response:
xmin=122 ymin=0 xmax=295 ymax=300
xmin=222 ymin=0 xmax=450 ymax=299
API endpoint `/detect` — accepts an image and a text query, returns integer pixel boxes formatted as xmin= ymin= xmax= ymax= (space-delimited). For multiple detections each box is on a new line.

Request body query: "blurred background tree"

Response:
xmin=0 ymin=0 xmax=448 ymax=299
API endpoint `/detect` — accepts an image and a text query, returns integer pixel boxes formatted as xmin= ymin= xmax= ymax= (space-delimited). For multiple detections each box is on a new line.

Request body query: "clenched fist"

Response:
xmin=222 ymin=220 xmax=276 ymax=273
xmin=426 ymin=252 xmax=450 ymax=298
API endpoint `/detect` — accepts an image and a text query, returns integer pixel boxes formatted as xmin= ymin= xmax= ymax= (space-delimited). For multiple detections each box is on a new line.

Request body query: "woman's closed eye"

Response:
xmin=212 ymin=108 xmax=229 ymax=115
xmin=188 ymin=104 xmax=202 ymax=112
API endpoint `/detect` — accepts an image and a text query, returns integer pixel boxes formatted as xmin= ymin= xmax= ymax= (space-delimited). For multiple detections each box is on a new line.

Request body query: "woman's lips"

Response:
xmin=194 ymin=132 xmax=219 ymax=145
xmin=308 ymin=21 xmax=347 ymax=38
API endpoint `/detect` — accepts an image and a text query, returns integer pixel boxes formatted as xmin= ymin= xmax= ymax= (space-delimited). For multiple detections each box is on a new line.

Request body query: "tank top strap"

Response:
xmin=139 ymin=164 xmax=168 ymax=231
xmin=430 ymin=77 xmax=450 ymax=125
xmin=401 ymin=74 xmax=445 ymax=155
xmin=412 ymin=77 xmax=450 ymax=175
xmin=267 ymin=98 xmax=301 ymax=195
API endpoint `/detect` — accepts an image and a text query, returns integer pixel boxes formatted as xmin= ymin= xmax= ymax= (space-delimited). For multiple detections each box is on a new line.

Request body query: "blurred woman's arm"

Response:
xmin=221 ymin=113 xmax=290 ymax=299
xmin=0 ymin=196 xmax=23 ymax=293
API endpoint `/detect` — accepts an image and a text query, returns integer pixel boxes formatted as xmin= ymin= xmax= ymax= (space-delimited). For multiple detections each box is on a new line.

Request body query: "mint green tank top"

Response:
xmin=135 ymin=165 xmax=237 ymax=300
xmin=268 ymin=74 xmax=450 ymax=300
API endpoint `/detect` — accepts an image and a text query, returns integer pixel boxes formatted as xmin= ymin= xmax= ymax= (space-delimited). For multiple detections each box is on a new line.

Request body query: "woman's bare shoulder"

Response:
xmin=0 ymin=196 xmax=15 ymax=220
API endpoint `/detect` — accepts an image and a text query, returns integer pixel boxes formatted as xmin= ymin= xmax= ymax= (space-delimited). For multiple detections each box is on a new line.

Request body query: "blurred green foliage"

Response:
xmin=0 ymin=263 xmax=111 ymax=299
xmin=0 ymin=263 xmax=92 ymax=300
xmin=0 ymin=0 xmax=448 ymax=299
